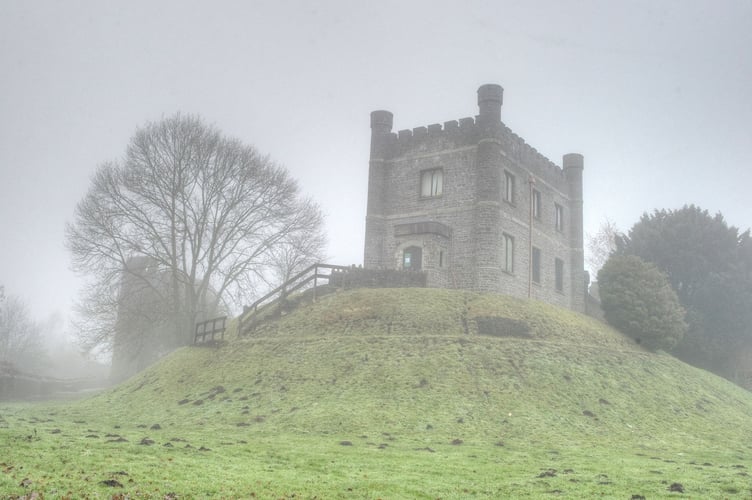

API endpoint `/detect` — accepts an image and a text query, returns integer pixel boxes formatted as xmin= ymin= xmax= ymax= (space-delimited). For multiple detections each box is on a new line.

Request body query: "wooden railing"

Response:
xmin=237 ymin=263 xmax=351 ymax=336
xmin=194 ymin=315 xmax=227 ymax=344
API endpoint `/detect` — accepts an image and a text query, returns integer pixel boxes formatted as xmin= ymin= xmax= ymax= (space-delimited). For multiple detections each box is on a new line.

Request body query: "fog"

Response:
xmin=1 ymin=0 xmax=751 ymax=376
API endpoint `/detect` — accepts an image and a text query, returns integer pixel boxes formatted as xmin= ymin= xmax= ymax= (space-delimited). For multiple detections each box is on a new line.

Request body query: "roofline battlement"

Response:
xmin=394 ymin=116 xmax=477 ymax=142
xmin=382 ymin=118 xmax=568 ymax=188
xmin=370 ymin=85 xmax=580 ymax=189
xmin=498 ymin=122 xmax=569 ymax=185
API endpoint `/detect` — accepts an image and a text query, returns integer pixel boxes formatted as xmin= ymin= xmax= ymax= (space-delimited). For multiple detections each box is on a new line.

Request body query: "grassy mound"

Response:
xmin=2 ymin=288 xmax=752 ymax=498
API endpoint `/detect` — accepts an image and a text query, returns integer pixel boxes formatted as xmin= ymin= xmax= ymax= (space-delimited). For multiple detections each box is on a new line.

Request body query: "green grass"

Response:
xmin=2 ymin=288 xmax=752 ymax=498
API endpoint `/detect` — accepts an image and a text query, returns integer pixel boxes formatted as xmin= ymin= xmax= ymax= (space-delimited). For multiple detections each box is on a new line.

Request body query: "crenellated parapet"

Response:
xmin=389 ymin=116 xmax=480 ymax=155
xmin=375 ymin=111 xmax=569 ymax=190
xmin=497 ymin=122 xmax=569 ymax=190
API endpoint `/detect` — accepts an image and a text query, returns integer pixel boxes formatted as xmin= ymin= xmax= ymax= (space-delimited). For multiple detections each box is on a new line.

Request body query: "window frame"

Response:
xmin=532 ymin=246 xmax=541 ymax=284
xmin=402 ymin=246 xmax=423 ymax=271
xmin=420 ymin=168 xmax=444 ymax=198
xmin=504 ymin=171 xmax=515 ymax=204
xmin=555 ymin=203 xmax=564 ymax=232
xmin=503 ymin=233 xmax=515 ymax=274
xmin=555 ymin=258 xmax=564 ymax=292
xmin=532 ymin=188 xmax=542 ymax=219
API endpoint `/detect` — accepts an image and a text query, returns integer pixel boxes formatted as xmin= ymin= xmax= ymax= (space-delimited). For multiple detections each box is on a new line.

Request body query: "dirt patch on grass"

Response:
xmin=668 ymin=482 xmax=684 ymax=493
xmin=537 ymin=469 xmax=557 ymax=478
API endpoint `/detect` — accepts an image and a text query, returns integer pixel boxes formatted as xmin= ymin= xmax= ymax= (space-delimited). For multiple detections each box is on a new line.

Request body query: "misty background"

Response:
xmin=1 ymin=0 xmax=751 ymax=367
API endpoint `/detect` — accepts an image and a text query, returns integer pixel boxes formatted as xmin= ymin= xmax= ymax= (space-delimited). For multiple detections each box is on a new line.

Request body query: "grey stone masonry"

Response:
xmin=364 ymin=84 xmax=587 ymax=312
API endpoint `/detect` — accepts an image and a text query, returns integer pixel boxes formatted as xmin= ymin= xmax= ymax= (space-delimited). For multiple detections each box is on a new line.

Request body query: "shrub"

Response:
xmin=597 ymin=255 xmax=687 ymax=350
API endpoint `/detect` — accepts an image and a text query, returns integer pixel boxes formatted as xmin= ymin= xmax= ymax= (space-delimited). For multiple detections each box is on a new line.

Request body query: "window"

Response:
xmin=439 ymin=250 xmax=444 ymax=268
xmin=555 ymin=203 xmax=564 ymax=231
xmin=403 ymin=246 xmax=422 ymax=270
xmin=503 ymin=233 xmax=514 ymax=273
xmin=532 ymin=247 xmax=541 ymax=284
xmin=532 ymin=189 xmax=541 ymax=219
xmin=555 ymin=258 xmax=564 ymax=292
xmin=420 ymin=169 xmax=443 ymax=197
xmin=504 ymin=171 xmax=515 ymax=203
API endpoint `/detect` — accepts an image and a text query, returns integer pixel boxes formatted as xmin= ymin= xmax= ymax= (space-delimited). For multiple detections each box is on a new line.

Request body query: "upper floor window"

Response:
xmin=555 ymin=258 xmax=564 ymax=292
xmin=532 ymin=189 xmax=541 ymax=219
xmin=504 ymin=171 xmax=515 ymax=204
xmin=555 ymin=203 xmax=564 ymax=232
xmin=420 ymin=169 xmax=443 ymax=197
xmin=532 ymin=247 xmax=541 ymax=284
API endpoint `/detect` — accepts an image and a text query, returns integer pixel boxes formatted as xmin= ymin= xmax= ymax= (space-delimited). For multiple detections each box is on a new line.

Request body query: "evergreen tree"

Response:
xmin=598 ymin=255 xmax=687 ymax=351
xmin=617 ymin=205 xmax=752 ymax=376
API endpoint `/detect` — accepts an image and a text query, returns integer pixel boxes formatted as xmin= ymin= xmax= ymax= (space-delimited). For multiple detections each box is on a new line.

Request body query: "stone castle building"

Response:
xmin=364 ymin=84 xmax=587 ymax=312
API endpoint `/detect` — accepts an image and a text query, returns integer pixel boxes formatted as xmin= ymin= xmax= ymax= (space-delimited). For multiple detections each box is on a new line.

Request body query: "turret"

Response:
xmin=477 ymin=83 xmax=503 ymax=126
xmin=563 ymin=153 xmax=584 ymax=247
xmin=563 ymin=153 xmax=583 ymax=200
xmin=370 ymin=110 xmax=393 ymax=159
xmin=473 ymin=84 xmax=504 ymax=290
xmin=563 ymin=153 xmax=585 ymax=311
xmin=364 ymin=110 xmax=394 ymax=269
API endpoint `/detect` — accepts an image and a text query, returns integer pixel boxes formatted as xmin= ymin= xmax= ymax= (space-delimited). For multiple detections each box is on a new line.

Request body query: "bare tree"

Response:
xmin=263 ymin=220 xmax=327 ymax=289
xmin=0 ymin=287 xmax=47 ymax=370
xmin=66 ymin=114 xmax=325 ymax=368
xmin=586 ymin=218 xmax=621 ymax=276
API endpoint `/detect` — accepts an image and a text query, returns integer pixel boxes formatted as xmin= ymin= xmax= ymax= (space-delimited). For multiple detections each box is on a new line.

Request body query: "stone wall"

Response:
xmin=328 ymin=267 xmax=427 ymax=289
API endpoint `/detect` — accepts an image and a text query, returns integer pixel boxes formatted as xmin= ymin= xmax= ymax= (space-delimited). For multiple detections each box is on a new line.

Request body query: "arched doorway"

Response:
xmin=402 ymin=246 xmax=422 ymax=271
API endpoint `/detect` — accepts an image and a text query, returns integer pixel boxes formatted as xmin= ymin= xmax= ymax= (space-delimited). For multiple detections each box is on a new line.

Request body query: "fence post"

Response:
xmin=313 ymin=264 xmax=318 ymax=303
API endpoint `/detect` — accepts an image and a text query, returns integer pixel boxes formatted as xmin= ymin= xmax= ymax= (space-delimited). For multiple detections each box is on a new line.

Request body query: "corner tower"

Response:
xmin=473 ymin=84 xmax=504 ymax=290
xmin=563 ymin=153 xmax=586 ymax=311
xmin=364 ymin=110 xmax=394 ymax=269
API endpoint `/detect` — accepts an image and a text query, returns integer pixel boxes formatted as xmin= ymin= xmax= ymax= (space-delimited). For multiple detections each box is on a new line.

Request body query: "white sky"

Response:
xmin=1 ymin=0 xmax=751 ymax=333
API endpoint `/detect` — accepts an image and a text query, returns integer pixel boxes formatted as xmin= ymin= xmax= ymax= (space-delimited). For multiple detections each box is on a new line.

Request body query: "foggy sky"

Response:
xmin=1 ymin=0 xmax=751 ymax=336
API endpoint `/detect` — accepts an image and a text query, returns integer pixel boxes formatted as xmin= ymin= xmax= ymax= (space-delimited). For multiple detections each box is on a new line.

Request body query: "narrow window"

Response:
xmin=555 ymin=258 xmax=564 ymax=292
xmin=532 ymin=189 xmax=541 ymax=219
xmin=420 ymin=169 xmax=443 ymax=197
xmin=555 ymin=203 xmax=564 ymax=232
xmin=504 ymin=171 xmax=515 ymax=204
xmin=532 ymin=247 xmax=541 ymax=284
xmin=439 ymin=250 xmax=444 ymax=268
xmin=503 ymin=233 xmax=514 ymax=273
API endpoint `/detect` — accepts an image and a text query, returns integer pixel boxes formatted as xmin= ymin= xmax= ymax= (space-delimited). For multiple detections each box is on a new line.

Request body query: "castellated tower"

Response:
xmin=364 ymin=84 xmax=587 ymax=312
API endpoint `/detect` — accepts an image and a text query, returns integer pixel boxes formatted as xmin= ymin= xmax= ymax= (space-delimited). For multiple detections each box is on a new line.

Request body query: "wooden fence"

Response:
xmin=192 ymin=263 xmax=427 ymax=341
xmin=194 ymin=315 xmax=227 ymax=345
xmin=237 ymin=263 xmax=351 ymax=336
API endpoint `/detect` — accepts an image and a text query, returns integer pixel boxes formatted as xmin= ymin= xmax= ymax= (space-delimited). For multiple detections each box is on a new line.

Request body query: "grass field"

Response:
xmin=2 ymin=288 xmax=752 ymax=498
